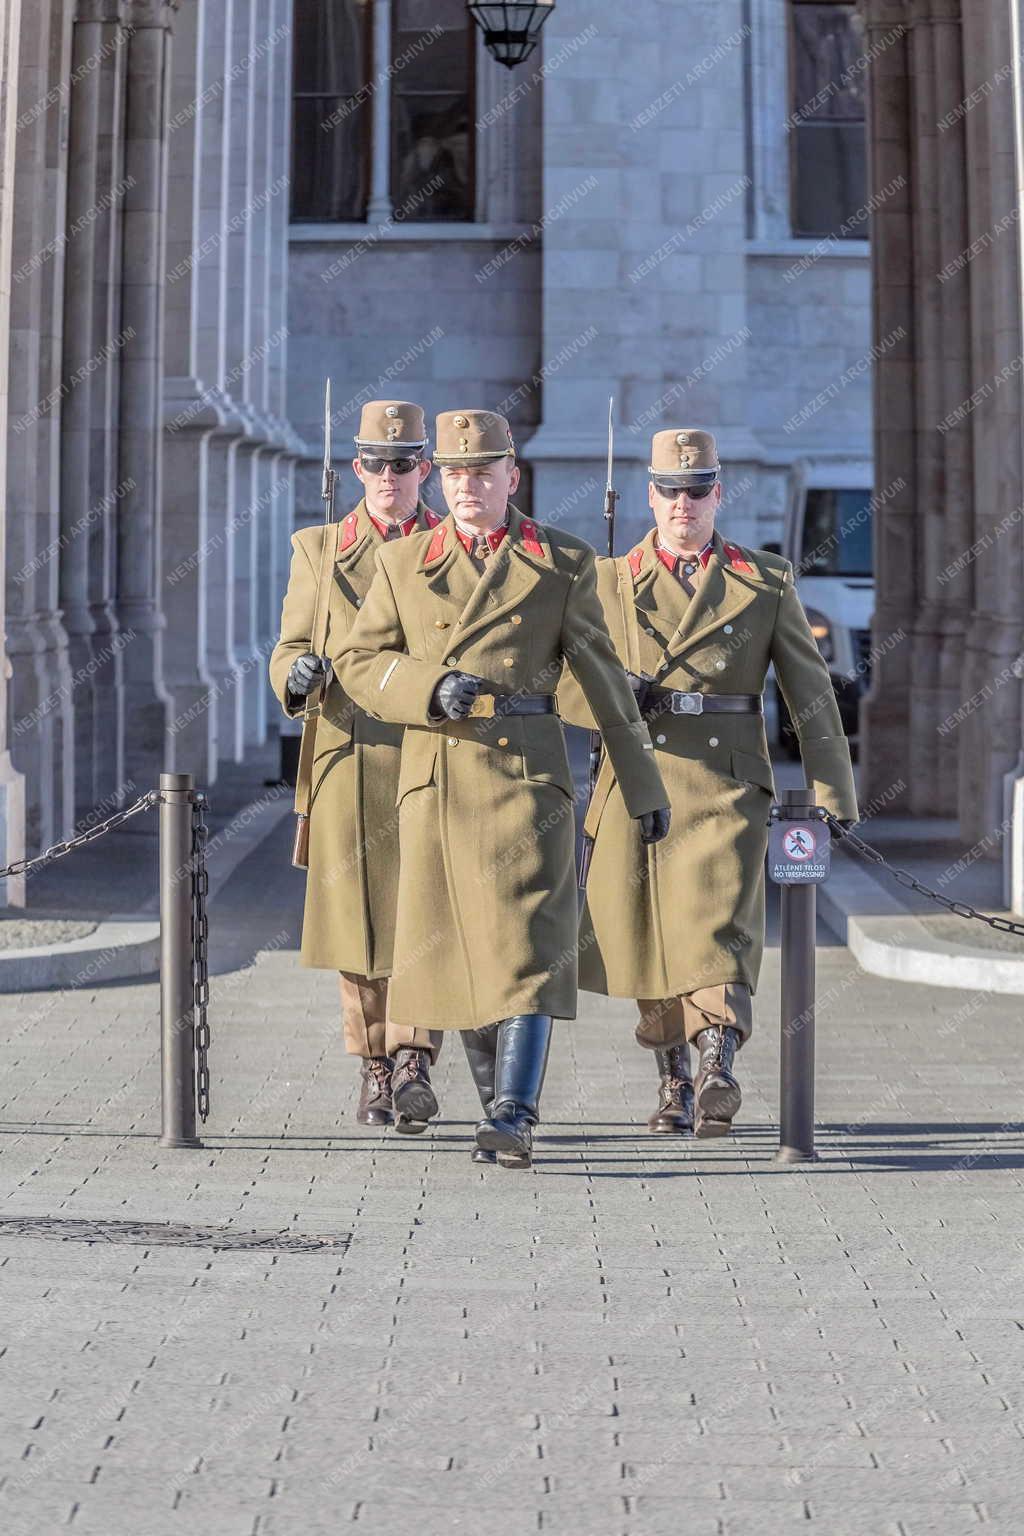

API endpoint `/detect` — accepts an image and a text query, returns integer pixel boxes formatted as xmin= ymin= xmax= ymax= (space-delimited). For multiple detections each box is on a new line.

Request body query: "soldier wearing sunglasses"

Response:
xmin=269 ymin=401 xmax=445 ymax=1133
xmin=559 ymin=429 xmax=857 ymax=1139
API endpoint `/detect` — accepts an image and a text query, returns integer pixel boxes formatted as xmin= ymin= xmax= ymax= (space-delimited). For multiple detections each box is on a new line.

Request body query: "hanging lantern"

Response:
xmin=467 ymin=1 xmax=556 ymax=69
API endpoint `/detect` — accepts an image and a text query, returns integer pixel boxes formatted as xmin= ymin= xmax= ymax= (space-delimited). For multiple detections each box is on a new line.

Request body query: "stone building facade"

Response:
xmin=287 ymin=0 xmax=875 ymax=557
xmin=0 ymin=0 xmax=305 ymax=893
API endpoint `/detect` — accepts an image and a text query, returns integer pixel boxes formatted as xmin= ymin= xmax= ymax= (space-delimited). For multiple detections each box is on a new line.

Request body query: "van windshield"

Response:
xmin=799 ymin=489 xmax=873 ymax=577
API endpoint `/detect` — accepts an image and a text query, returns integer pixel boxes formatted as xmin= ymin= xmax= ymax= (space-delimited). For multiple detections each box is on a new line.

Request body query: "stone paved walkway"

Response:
xmin=1 ymin=815 xmax=1023 ymax=1536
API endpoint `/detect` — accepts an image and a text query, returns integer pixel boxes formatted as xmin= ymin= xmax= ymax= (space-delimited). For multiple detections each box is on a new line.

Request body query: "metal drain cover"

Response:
xmin=0 ymin=1216 xmax=350 ymax=1253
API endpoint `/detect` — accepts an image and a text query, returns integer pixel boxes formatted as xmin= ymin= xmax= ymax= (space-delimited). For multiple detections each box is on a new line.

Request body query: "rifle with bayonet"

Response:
xmin=291 ymin=379 xmax=338 ymax=868
xmin=578 ymin=397 xmax=618 ymax=891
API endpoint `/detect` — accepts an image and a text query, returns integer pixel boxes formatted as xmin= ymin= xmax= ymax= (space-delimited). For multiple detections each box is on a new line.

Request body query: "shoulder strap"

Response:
xmin=614 ymin=558 xmax=641 ymax=676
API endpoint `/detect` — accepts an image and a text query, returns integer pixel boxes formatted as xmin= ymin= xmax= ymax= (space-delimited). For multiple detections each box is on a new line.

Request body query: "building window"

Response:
xmin=788 ymin=1 xmax=867 ymax=239
xmin=291 ymin=0 xmax=475 ymax=224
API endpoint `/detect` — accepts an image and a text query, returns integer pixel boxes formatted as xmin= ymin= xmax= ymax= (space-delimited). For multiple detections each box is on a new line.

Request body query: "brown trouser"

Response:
xmin=338 ymin=972 xmax=442 ymax=1061
xmin=635 ymin=983 xmax=753 ymax=1050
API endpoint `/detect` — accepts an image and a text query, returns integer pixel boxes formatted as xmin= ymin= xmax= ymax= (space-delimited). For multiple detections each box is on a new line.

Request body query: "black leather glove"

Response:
xmin=637 ymin=806 xmax=671 ymax=845
xmin=625 ymin=670 xmax=652 ymax=711
xmin=287 ymin=653 xmax=327 ymax=699
xmin=430 ymin=670 xmax=482 ymax=721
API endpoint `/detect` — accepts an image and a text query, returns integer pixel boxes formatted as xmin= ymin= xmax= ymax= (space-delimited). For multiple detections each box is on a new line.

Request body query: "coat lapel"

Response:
xmin=662 ymin=531 xmax=762 ymax=663
xmin=448 ymin=504 xmax=549 ymax=650
xmin=419 ymin=510 xmax=479 ymax=618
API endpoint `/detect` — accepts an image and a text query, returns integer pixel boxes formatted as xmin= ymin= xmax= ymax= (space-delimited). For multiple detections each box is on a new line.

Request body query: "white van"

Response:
xmin=773 ymin=458 xmax=874 ymax=758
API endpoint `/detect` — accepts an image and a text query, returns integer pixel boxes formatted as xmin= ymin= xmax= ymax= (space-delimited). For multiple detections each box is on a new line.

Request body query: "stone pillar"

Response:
xmin=958 ymin=0 xmax=1023 ymax=844
xmin=116 ymin=0 xmax=176 ymax=791
xmin=904 ymin=0 xmax=972 ymax=817
xmin=60 ymin=0 xmax=131 ymax=818
xmin=859 ymin=0 xmax=918 ymax=813
xmin=0 ymin=0 xmax=27 ymax=902
xmin=366 ymin=0 xmax=392 ymax=222
xmin=521 ymin=0 xmax=758 ymax=547
xmin=6 ymin=0 xmax=75 ymax=852
xmin=161 ymin=0 xmax=219 ymax=779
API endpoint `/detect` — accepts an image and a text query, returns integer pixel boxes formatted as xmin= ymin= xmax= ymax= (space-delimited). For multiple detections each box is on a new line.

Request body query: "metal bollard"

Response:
xmin=769 ymin=785 xmax=829 ymax=1164
xmin=159 ymin=772 xmax=201 ymax=1148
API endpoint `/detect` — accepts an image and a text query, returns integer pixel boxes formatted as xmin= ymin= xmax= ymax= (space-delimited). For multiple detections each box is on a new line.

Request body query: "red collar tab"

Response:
xmin=425 ymin=523 xmax=448 ymax=563
xmin=338 ymin=510 xmax=360 ymax=553
xmin=367 ymin=507 xmax=419 ymax=541
xmin=455 ymin=523 xmax=509 ymax=556
xmin=653 ymin=538 xmax=714 ymax=576
xmin=422 ymin=507 xmax=442 ymax=528
xmin=519 ymin=519 xmax=543 ymax=557
xmin=627 ymin=546 xmax=645 ymax=580
xmin=722 ymin=540 xmax=753 ymax=574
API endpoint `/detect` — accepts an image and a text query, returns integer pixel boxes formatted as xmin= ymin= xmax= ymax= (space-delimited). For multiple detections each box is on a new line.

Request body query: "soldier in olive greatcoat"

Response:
xmin=559 ymin=429 xmax=859 ymax=1138
xmin=269 ymin=401 xmax=444 ymax=1132
xmin=335 ymin=409 xmax=671 ymax=1168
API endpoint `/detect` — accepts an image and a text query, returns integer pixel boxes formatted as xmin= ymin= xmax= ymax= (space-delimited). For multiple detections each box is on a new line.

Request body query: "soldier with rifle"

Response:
xmin=560 ymin=426 xmax=858 ymax=1138
xmin=269 ymin=395 xmax=444 ymax=1132
xmin=334 ymin=409 xmax=671 ymax=1169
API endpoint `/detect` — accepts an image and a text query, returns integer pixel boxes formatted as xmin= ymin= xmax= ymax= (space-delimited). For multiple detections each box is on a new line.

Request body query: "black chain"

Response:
xmin=821 ymin=809 xmax=1024 ymax=939
xmin=191 ymin=793 xmax=211 ymax=1123
xmin=0 ymin=793 xmax=158 ymax=881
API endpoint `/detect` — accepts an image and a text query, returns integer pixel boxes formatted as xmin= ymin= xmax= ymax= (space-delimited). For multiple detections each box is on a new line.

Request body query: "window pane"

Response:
xmin=801 ymin=491 xmax=873 ymax=577
xmin=391 ymin=0 xmax=473 ymax=221
xmin=293 ymin=0 xmax=367 ymax=97
xmin=792 ymin=2 xmax=866 ymax=121
xmin=291 ymin=97 xmax=369 ymax=221
xmin=792 ymin=121 xmax=867 ymax=237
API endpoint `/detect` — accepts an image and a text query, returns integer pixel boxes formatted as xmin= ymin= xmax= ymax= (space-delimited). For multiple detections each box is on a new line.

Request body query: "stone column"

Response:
xmin=161 ymin=0 xmax=219 ymax=779
xmin=366 ymin=0 xmax=392 ymax=222
xmin=6 ymin=0 xmax=75 ymax=852
xmin=904 ymin=0 xmax=972 ymax=817
xmin=0 ymin=0 xmax=27 ymax=903
xmin=958 ymin=0 xmax=1023 ymax=844
xmin=60 ymin=0 xmax=131 ymax=817
xmin=858 ymin=0 xmax=918 ymax=813
xmin=116 ymin=0 xmax=176 ymax=791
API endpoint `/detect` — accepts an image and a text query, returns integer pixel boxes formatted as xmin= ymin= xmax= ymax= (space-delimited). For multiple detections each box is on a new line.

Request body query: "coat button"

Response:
xmin=447 ymin=737 xmax=459 ymax=746
xmin=497 ymin=736 xmax=509 ymax=747
xmin=723 ymin=624 xmax=733 ymax=634
xmin=503 ymin=657 xmax=514 ymax=667
xmin=716 ymin=660 xmax=725 ymax=670
xmin=643 ymin=625 xmax=655 ymax=635
xmin=446 ymin=656 xmax=458 ymax=666
xmin=709 ymin=736 xmax=719 ymax=747
xmin=656 ymin=733 xmax=667 ymax=745
xmin=435 ymin=620 xmax=449 ymax=629
xmin=510 ymin=615 xmax=522 ymax=625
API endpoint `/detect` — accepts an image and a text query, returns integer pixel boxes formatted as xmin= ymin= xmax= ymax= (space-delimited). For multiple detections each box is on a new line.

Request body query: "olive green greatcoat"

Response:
xmin=558 ymin=528 xmax=858 ymax=1001
xmin=334 ymin=505 xmax=668 ymax=1031
xmin=268 ymin=499 xmax=438 ymax=976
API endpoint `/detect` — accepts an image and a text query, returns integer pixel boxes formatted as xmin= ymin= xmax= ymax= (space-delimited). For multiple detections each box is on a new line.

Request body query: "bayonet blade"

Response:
xmin=606 ymin=395 xmax=614 ymax=492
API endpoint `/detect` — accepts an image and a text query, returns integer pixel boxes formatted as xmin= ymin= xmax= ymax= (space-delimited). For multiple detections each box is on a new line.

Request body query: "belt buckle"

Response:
xmin=673 ymin=692 xmax=703 ymax=715
xmin=467 ymin=693 xmax=497 ymax=719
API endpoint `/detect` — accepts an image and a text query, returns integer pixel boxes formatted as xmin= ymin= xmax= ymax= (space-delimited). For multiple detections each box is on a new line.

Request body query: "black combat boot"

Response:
xmin=461 ymin=1024 xmax=499 ymax=1164
xmin=390 ymin=1047 xmax=439 ymax=1135
xmin=475 ymin=1014 xmax=552 ymax=1169
xmin=356 ymin=1056 xmax=393 ymax=1126
xmin=648 ymin=1045 xmax=694 ymax=1134
xmin=693 ymin=1026 xmax=742 ymax=1138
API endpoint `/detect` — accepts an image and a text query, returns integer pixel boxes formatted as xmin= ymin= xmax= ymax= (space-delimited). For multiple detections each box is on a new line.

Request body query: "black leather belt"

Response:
xmin=467 ymin=692 xmax=556 ymax=719
xmin=642 ymin=687 xmax=762 ymax=718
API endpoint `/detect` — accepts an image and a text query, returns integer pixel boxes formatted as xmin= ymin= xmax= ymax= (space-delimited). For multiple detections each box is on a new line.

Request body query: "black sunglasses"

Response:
xmin=654 ymin=480 xmax=717 ymax=501
xmin=360 ymin=454 xmax=421 ymax=476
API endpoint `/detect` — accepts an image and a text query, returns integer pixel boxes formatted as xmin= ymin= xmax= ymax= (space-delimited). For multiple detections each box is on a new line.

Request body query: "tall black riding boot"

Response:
xmin=475 ymin=1014 xmax=552 ymax=1170
xmin=460 ymin=1024 xmax=499 ymax=1164
xmin=693 ymin=1026 xmax=742 ymax=1138
xmin=648 ymin=1044 xmax=694 ymax=1134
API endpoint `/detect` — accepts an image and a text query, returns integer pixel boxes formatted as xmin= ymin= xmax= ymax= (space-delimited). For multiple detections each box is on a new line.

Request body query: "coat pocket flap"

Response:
xmin=396 ymin=736 xmax=438 ymax=804
xmin=730 ymin=747 xmax=775 ymax=795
